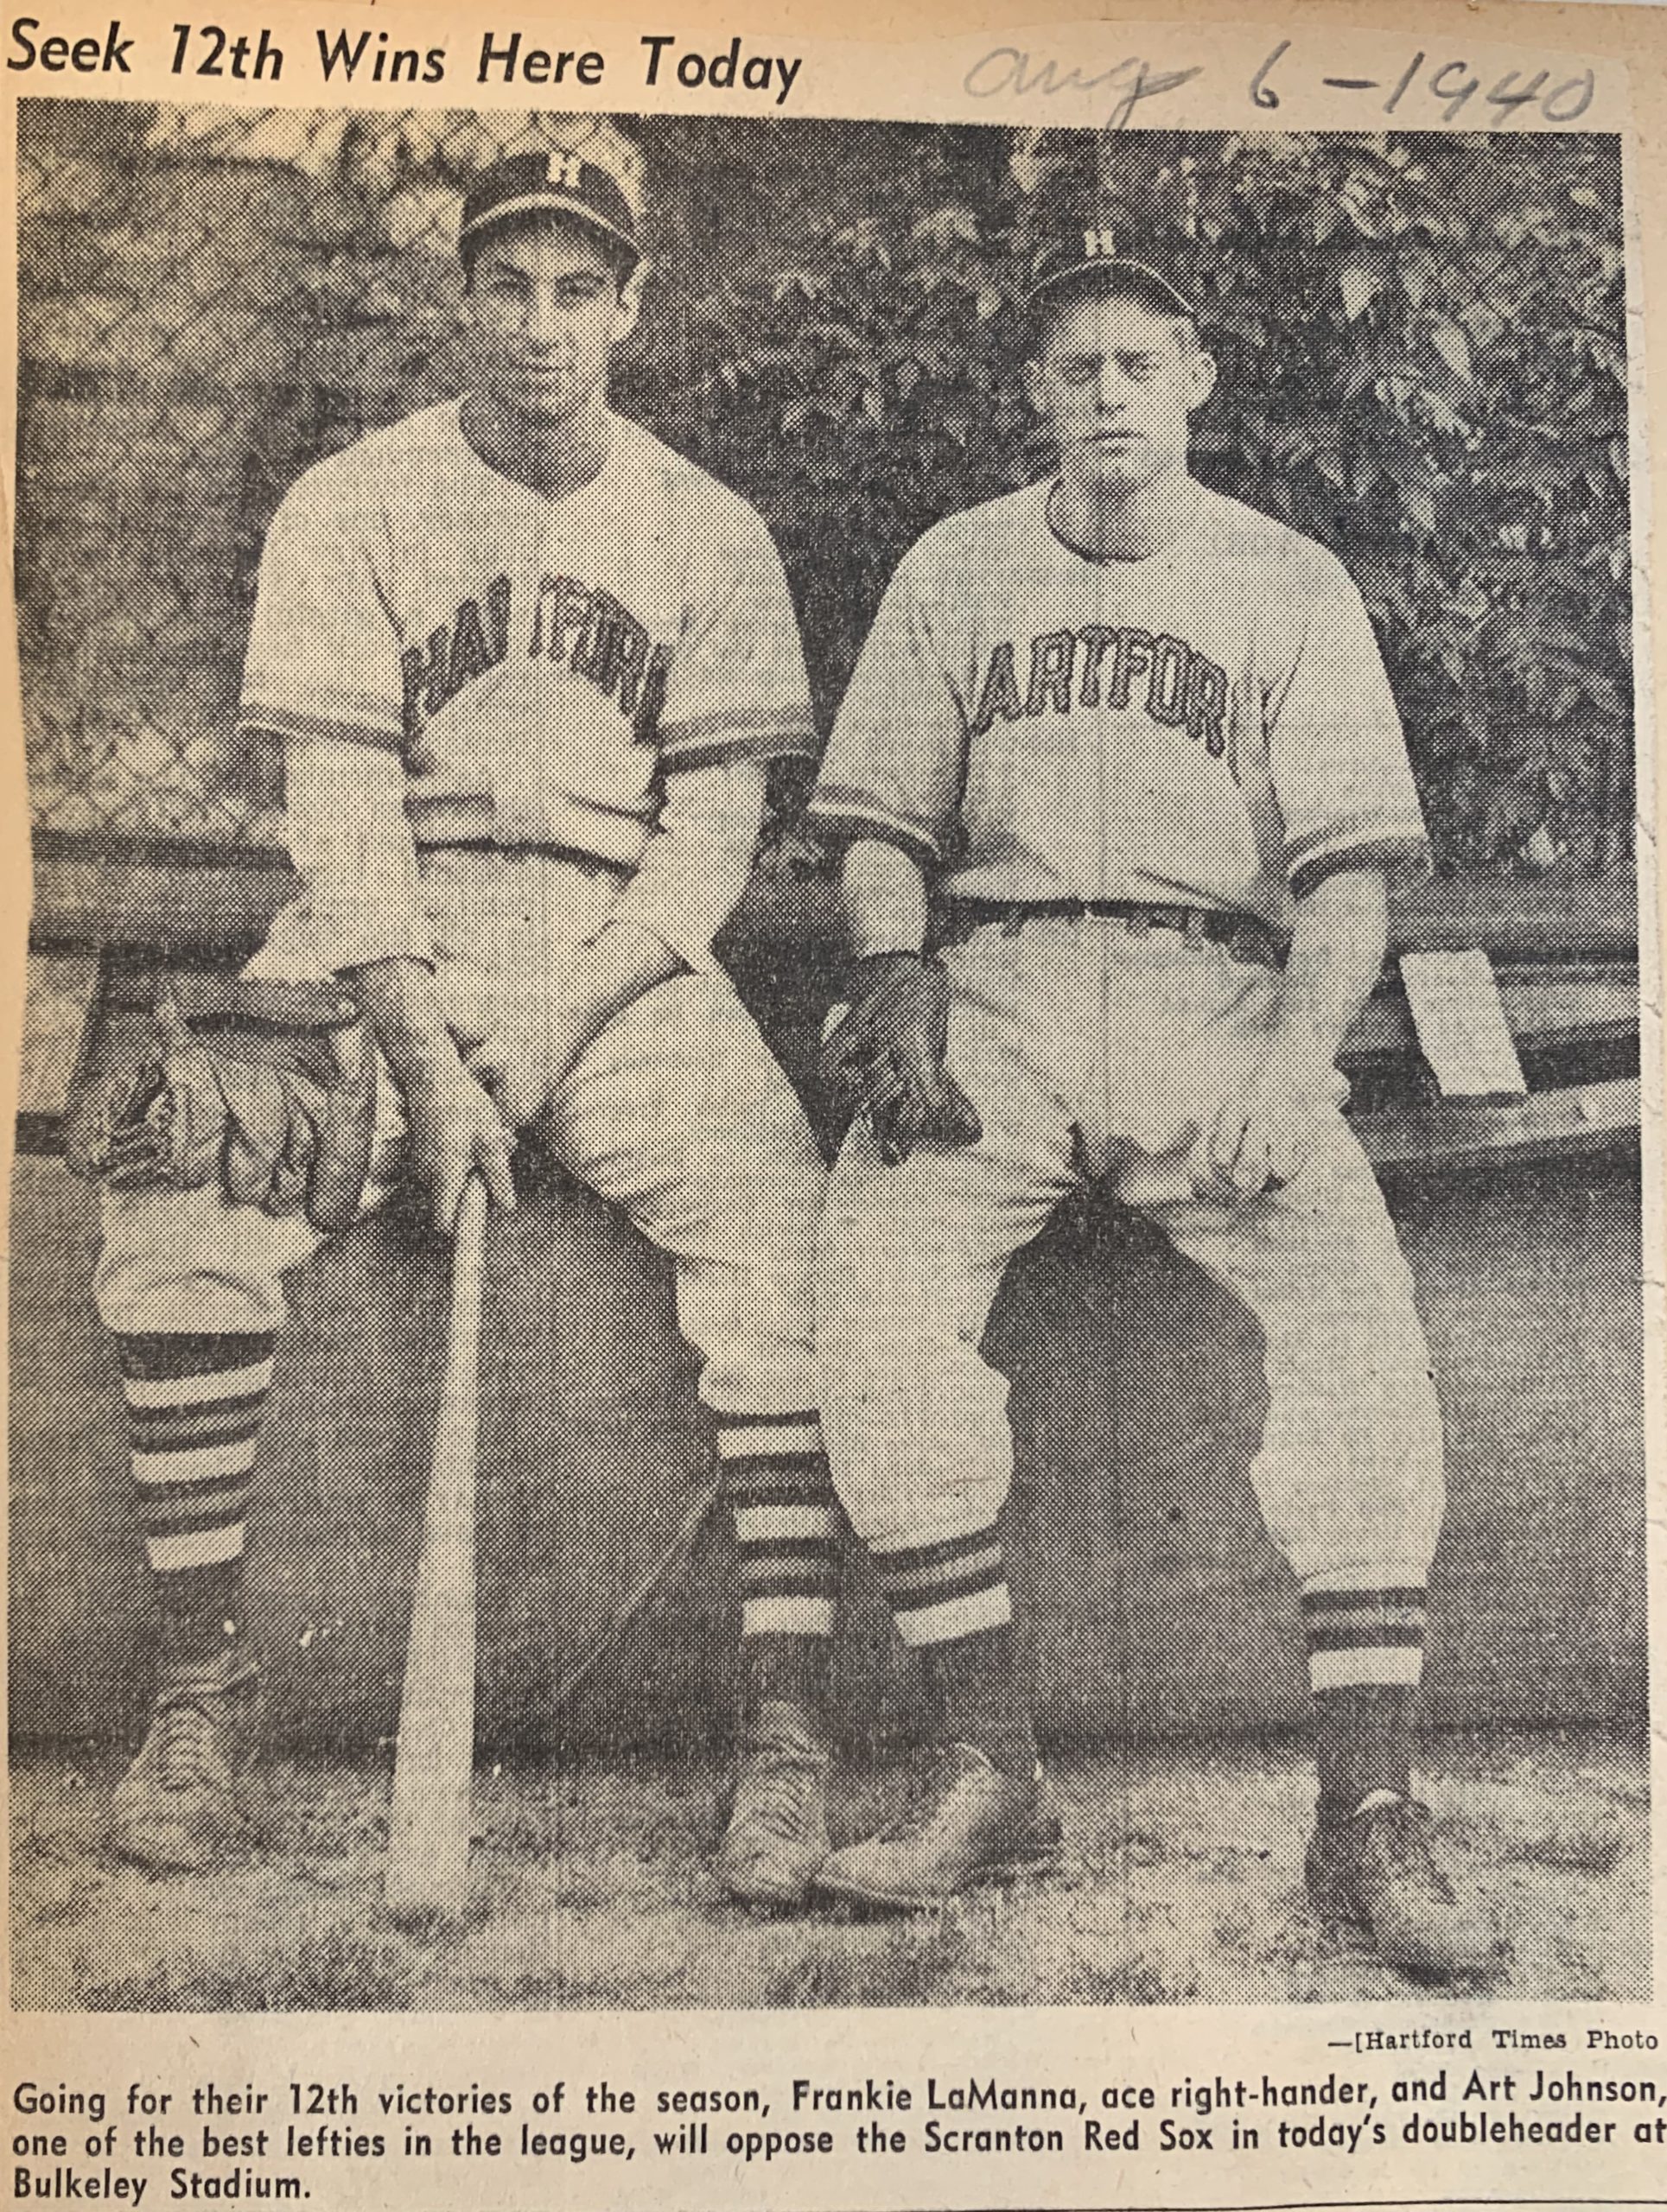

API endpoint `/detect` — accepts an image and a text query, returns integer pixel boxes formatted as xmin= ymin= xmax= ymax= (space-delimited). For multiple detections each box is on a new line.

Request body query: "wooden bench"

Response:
xmin=21 ymin=835 xmax=1644 ymax=1178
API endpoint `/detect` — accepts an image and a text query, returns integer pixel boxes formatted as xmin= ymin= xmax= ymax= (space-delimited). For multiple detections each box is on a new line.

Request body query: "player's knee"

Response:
xmin=708 ymin=1086 xmax=827 ymax=1224
xmin=94 ymin=1192 xmax=290 ymax=1338
xmin=94 ymin=1264 xmax=288 ymax=1339
xmin=813 ymin=1225 xmax=937 ymax=1357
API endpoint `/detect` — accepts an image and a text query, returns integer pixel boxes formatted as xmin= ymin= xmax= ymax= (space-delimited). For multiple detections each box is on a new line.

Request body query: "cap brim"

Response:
xmin=1026 ymin=256 xmax=1193 ymax=316
xmin=460 ymin=194 xmax=641 ymax=272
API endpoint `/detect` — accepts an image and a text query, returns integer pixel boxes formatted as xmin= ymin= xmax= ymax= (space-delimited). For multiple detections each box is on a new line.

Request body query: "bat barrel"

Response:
xmin=385 ymin=1172 xmax=489 ymax=1923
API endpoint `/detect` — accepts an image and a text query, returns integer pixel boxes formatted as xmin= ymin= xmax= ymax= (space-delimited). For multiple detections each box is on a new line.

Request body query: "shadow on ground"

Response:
xmin=10 ymin=1728 xmax=1646 ymax=2011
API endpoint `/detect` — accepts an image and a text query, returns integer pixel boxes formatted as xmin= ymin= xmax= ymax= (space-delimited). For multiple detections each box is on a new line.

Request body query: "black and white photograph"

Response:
xmin=8 ymin=98 xmax=1649 ymax=2018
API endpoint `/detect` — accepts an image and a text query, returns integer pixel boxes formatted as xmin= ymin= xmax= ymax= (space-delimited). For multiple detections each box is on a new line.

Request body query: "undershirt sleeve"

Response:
xmin=241 ymin=480 xmax=431 ymax=971
xmin=606 ymin=758 xmax=767 ymax=974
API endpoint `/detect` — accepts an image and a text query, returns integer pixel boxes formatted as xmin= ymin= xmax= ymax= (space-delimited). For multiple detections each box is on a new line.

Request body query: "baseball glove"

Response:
xmin=65 ymin=976 xmax=379 ymax=1232
xmin=818 ymin=950 xmax=982 ymax=1166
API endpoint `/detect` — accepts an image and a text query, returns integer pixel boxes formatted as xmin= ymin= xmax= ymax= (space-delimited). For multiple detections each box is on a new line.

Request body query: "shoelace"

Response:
xmin=156 ymin=1698 xmax=220 ymax=1791
xmin=881 ymin=1752 xmax=982 ymax=1843
xmin=736 ymin=1746 xmax=824 ymax=1843
xmin=1367 ymin=1804 xmax=1457 ymax=1901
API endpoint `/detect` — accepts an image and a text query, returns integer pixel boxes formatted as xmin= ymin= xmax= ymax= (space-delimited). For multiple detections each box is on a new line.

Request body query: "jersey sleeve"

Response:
xmin=284 ymin=739 xmax=434 ymax=974
xmin=655 ymin=508 xmax=818 ymax=775
xmin=237 ymin=474 xmax=409 ymax=759
xmin=803 ymin=555 xmax=965 ymax=872
xmin=240 ymin=474 xmax=430 ymax=971
xmin=1268 ymin=559 xmax=1432 ymax=901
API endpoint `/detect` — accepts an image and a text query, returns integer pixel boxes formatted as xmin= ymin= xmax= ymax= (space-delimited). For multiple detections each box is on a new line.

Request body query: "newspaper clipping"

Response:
xmin=3 ymin=0 xmax=1664 ymax=2204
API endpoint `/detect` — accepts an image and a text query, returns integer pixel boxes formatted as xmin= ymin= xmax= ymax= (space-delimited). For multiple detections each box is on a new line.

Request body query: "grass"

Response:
xmin=10 ymin=1726 xmax=1648 ymax=2012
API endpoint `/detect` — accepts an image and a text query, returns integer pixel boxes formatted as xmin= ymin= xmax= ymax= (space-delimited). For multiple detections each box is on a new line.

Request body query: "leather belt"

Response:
xmin=946 ymin=897 xmax=1286 ymax=969
xmin=417 ymin=839 xmax=633 ymax=878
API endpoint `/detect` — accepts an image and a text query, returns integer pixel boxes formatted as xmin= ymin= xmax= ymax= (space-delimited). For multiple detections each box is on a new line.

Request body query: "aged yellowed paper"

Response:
xmin=3 ymin=0 xmax=1664 ymax=2204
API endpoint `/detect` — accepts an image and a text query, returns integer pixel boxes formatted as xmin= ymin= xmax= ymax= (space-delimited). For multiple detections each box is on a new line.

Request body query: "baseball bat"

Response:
xmin=385 ymin=1169 xmax=490 ymax=1924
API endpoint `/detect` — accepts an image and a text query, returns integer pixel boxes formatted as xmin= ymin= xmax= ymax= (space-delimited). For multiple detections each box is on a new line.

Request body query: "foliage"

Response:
xmin=15 ymin=109 xmax=1632 ymax=874
xmin=639 ymin=124 xmax=1632 ymax=874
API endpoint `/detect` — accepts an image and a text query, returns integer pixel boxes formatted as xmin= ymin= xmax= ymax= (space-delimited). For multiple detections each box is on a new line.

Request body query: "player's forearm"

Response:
xmin=1269 ymin=865 xmax=1390 ymax=1072
xmin=351 ymin=958 xmax=459 ymax=1093
xmin=529 ymin=766 xmax=759 ymax=1049
xmin=841 ymin=838 xmax=930 ymax=957
xmin=569 ymin=920 xmax=684 ymax=1031
xmin=608 ymin=758 xmax=766 ymax=972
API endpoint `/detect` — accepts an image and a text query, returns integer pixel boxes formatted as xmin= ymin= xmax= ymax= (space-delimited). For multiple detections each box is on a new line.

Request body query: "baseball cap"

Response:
xmin=460 ymin=151 xmax=640 ymax=276
xmin=1026 ymin=226 xmax=1193 ymax=319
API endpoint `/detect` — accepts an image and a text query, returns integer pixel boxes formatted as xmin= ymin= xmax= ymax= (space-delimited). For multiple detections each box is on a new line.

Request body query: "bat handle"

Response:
xmin=453 ymin=1165 xmax=490 ymax=1273
xmin=385 ymin=1169 xmax=489 ymax=1925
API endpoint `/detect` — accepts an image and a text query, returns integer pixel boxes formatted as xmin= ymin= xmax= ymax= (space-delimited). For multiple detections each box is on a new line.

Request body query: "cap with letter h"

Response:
xmin=1026 ymin=223 xmax=1193 ymax=320
xmin=460 ymin=150 xmax=640 ymax=276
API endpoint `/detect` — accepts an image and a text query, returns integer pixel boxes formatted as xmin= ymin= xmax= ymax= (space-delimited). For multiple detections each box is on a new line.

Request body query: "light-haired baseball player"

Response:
xmin=80 ymin=153 xmax=837 ymax=1908
xmin=803 ymin=232 xmax=1498 ymax=1980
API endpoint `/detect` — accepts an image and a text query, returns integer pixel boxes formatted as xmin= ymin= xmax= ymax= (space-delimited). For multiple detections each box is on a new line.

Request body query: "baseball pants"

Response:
xmin=816 ymin=914 xmax=1444 ymax=1664
xmin=97 ymin=851 xmax=835 ymax=1637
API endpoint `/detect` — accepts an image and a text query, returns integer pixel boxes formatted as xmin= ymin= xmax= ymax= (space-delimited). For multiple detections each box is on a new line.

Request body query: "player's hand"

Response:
xmin=819 ymin=952 xmax=982 ymax=1166
xmin=859 ymin=1052 xmax=983 ymax=1166
xmin=469 ymin=1005 xmax=573 ymax=1133
xmin=469 ymin=968 xmax=609 ymax=1131
xmin=1193 ymin=1045 xmax=1339 ymax=1204
xmin=402 ymin=1052 xmax=517 ymax=1233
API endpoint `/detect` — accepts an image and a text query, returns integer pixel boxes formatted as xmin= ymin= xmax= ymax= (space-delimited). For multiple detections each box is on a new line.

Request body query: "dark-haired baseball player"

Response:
xmin=80 ymin=153 xmax=837 ymax=1907
xmin=804 ymin=231 xmax=1498 ymax=1980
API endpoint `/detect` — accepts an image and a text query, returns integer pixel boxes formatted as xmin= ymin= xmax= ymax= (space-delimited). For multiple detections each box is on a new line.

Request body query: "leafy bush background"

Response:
xmin=17 ymin=107 xmax=1632 ymax=875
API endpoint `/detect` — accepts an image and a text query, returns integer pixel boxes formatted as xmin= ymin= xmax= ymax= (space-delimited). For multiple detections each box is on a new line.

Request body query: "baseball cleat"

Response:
xmin=715 ymin=1698 xmax=832 ymax=1909
xmin=107 ymin=1646 xmax=264 ymax=1873
xmin=814 ymin=1743 xmax=1062 ymax=1909
xmin=1305 ymin=1791 xmax=1503 ymax=1982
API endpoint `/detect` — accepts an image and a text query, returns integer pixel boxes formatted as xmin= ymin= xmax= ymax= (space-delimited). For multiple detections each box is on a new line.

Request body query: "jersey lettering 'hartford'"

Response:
xmin=970 ymin=626 xmax=1230 ymax=759
xmin=399 ymin=572 xmax=671 ymax=748
xmin=805 ymin=479 xmax=1431 ymax=924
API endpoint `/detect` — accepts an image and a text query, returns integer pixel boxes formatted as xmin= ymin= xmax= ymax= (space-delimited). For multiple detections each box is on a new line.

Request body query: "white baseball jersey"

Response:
xmin=102 ymin=399 xmax=829 ymax=1429
xmin=807 ymin=480 xmax=1429 ymax=925
xmin=239 ymin=401 xmax=817 ymax=973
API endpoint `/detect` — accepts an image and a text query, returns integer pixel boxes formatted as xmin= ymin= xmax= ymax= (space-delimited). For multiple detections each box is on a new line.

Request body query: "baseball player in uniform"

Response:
xmin=81 ymin=153 xmax=839 ymax=1908
xmin=803 ymin=232 xmax=1497 ymax=1979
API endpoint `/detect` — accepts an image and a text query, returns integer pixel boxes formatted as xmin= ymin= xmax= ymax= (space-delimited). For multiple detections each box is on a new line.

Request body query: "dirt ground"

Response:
xmin=10 ymin=1726 xmax=1646 ymax=2012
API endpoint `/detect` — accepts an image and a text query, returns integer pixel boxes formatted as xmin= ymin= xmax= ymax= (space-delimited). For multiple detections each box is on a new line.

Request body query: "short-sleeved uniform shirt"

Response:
xmin=806 ymin=480 xmax=1428 ymax=925
xmin=240 ymin=401 xmax=818 ymax=866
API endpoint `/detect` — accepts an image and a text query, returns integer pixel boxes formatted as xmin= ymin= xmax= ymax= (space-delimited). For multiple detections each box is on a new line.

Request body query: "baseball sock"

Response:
xmin=1302 ymin=1584 xmax=1426 ymax=1824
xmin=873 ymin=1529 xmax=1037 ymax=1780
xmin=118 ymin=1331 xmax=275 ymax=1664
xmin=923 ymin=1626 xmax=1039 ymax=1782
xmin=717 ymin=1411 xmax=837 ymax=1713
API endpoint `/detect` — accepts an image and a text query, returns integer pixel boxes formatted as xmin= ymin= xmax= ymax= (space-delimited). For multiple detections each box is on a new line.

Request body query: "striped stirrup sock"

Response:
xmin=117 ymin=1332 xmax=274 ymax=1649
xmin=1305 ymin=1586 xmax=1426 ymax=1820
xmin=870 ymin=1527 xmax=1033 ymax=1777
xmin=716 ymin=1412 xmax=837 ymax=1640
xmin=1301 ymin=1586 xmax=1427 ymax=1694
xmin=871 ymin=1525 xmax=1013 ymax=1649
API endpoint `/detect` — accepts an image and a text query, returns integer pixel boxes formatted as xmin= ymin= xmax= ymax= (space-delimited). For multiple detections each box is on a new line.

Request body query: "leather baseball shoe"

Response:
xmin=815 ymin=1744 xmax=1062 ymax=1909
xmin=1305 ymin=1791 xmax=1502 ymax=1981
xmin=108 ymin=1647 xmax=264 ymax=1873
xmin=716 ymin=1698 xmax=832 ymax=1909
